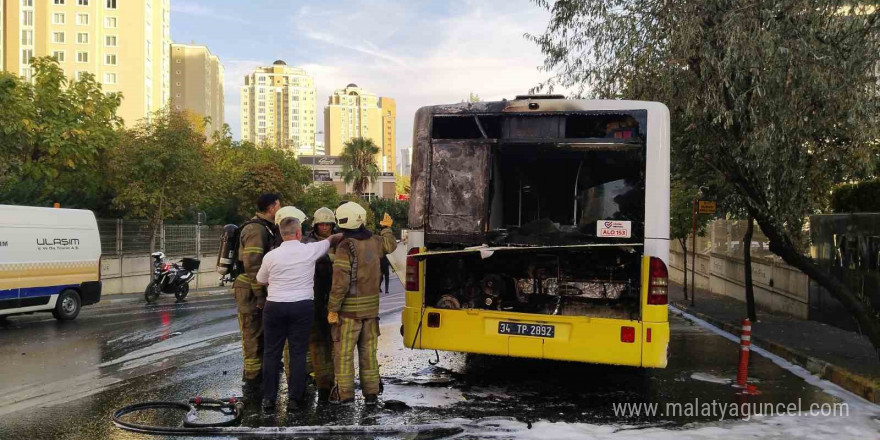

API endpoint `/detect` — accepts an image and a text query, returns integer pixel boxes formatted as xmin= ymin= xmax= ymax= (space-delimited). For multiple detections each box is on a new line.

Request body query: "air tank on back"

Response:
xmin=216 ymin=224 xmax=239 ymax=276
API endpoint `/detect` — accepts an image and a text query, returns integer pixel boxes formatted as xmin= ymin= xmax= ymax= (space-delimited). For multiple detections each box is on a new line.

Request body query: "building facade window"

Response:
xmin=76 ymin=13 xmax=88 ymax=25
xmin=78 ymin=0 xmax=89 ymax=5
xmin=21 ymin=30 xmax=34 ymax=45
xmin=106 ymin=0 xmax=116 ymax=8
xmin=21 ymin=49 xmax=34 ymax=64
xmin=105 ymin=35 xmax=117 ymax=46
xmin=54 ymin=0 xmax=65 ymax=4
xmin=52 ymin=32 xmax=65 ymax=43
xmin=77 ymin=32 xmax=88 ymax=44
xmin=76 ymin=51 xmax=88 ymax=62
xmin=23 ymin=10 xmax=34 ymax=26
xmin=52 ymin=12 xmax=64 ymax=24
xmin=105 ymin=54 xmax=116 ymax=65
xmin=22 ymin=0 xmax=34 ymax=6
xmin=103 ymin=72 xmax=116 ymax=84
xmin=76 ymin=71 xmax=88 ymax=81
xmin=104 ymin=17 xmax=117 ymax=28
xmin=52 ymin=51 xmax=65 ymax=62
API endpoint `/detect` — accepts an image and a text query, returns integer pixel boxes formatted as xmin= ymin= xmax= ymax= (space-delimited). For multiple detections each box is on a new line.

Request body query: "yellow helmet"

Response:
xmin=313 ymin=207 xmax=336 ymax=225
xmin=274 ymin=206 xmax=307 ymax=225
xmin=335 ymin=202 xmax=366 ymax=230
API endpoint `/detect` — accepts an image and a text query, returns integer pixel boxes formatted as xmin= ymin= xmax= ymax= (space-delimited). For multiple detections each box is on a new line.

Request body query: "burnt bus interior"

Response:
xmin=422 ymin=111 xmax=648 ymax=318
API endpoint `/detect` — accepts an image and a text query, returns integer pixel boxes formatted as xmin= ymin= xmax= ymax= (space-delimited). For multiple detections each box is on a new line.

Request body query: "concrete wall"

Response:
xmin=100 ymin=253 xmax=222 ymax=295
xmin=670 ymin=243 xmax=809 ymax=319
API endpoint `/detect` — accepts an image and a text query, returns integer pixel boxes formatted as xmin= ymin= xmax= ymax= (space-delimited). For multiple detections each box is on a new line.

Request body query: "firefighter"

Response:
xmin=233 ymin=193 xmax=282 ymax=394
xmin=302 ymin=207 xmax=338 ymax=402
xmin=327 ymin=202 xmax=397 ymax=405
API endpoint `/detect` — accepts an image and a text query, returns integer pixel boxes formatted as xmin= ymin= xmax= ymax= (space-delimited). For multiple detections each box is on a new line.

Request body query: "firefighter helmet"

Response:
xmin=335 ymin=202 xmax=366 ymax=230
xmin=275 ymin=206 xmax=307 ymax=225
xmin=313 ymin=207 xmax=336 ymax=225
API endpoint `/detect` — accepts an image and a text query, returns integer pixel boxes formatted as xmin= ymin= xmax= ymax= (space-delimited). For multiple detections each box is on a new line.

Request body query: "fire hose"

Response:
xmin=112 ymin=396 xmax=463 ymax=436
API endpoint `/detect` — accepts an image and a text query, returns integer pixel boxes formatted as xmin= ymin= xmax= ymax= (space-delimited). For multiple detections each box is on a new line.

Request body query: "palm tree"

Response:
xmin=340 ymin=137 xmax=380 ymax=196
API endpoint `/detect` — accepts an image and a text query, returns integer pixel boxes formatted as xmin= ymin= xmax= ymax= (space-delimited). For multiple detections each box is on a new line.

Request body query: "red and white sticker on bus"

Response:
xmin=597 ymin=220 xmax=632 ymax=238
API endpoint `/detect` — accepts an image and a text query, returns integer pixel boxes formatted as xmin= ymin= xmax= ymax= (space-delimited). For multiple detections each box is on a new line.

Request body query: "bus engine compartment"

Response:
xmin=423 ymin=246 xmax=643 ymax=320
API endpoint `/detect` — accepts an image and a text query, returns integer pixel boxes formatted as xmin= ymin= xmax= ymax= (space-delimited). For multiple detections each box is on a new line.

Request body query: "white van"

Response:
xmin=0 ymin=205 xmax=102 ymax=320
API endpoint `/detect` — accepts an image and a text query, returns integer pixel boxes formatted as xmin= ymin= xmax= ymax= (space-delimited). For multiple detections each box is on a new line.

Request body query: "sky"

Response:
xmin=170 ymin=0 xmax=557 ymax=162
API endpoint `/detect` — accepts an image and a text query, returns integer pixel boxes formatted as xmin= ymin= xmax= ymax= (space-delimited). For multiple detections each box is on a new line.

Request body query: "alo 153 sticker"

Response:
xmin=597 ymin=220 xmax=632 ymax=238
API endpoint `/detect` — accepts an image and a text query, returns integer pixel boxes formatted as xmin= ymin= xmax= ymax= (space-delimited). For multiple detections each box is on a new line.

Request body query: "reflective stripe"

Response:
xmin=243 ymin=247 xmax=264 ymax=255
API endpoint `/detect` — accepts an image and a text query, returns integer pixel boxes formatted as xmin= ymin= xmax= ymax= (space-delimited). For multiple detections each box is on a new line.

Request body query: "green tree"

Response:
xmin=340 ymin=137 xmax=380 ymax=195
xmin=395 ymin=175 xmax=411 ymax=196
xmin=0 ymin=57 xmax=122 ymax=210
xmin=201 ymin=126 xmax=312 ymax=224
xmin=295 ymin=183 xmax=342 ymax=226
xmin=369 ymin=198 xmax=409 ymax=236
xmin=530 ymin=1 xmax=880 ymax=350
xmin=107 ymin=108 xmax=210 ymax=250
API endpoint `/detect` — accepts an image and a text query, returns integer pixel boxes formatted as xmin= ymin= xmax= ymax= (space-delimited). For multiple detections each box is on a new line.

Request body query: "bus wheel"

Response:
xmin=53 ymin=289 xmax=82 ymax=321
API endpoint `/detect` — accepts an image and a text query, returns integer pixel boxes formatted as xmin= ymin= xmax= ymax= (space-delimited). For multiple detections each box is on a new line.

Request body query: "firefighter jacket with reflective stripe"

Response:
xmin=328 ymin=228 xmax=396 ymax=318
xmin=233 ymin=212 xmax=278 ymax=303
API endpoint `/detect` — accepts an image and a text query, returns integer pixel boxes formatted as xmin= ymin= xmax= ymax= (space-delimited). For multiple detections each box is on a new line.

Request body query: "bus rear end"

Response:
xmin=401 ymin=97 xmax=670 ymax=368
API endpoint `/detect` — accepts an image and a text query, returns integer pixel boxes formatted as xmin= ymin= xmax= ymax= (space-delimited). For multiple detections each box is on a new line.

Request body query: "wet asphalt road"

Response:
xmin=0 ymin=275 xmax=847 ymax=439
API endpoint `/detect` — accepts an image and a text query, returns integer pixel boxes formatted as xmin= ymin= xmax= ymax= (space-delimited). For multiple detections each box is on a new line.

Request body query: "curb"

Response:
xmin=672 ymin=301 xmax=880 ymax=404
xmin=100 ymin=288 xmax=231 ymax=305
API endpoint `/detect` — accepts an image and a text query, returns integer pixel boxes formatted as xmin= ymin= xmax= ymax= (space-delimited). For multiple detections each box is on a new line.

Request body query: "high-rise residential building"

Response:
xmin=170 ymin=43 xmax=224 ymax=134
xmin=240 ymin=60 xmax=317 ymax=149
xmin=324 ymin=84 xmax=396 ymax=172
xmin=379 ymin=97 xmax=396 ymax=173
xmin=397 ymin=147 xmax=412 ymax=177
xmin=1 ymin=0 xmax=171 ymax=126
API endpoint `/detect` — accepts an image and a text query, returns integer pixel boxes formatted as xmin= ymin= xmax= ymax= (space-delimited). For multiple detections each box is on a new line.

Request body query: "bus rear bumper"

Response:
xmin=402 ymin=306 xmax=669 ymax=368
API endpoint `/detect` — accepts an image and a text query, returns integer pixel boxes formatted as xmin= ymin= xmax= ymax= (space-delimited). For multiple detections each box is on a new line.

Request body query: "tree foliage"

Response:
xmin=0 ymin=57 xmax=122 ymax=210
xmin=340 ymin=137 xmax=380 ymax=195
xmin=395 ymin=175 xmax=411 ymax=195
xmin=530 ymin=0 xmax=880 ymax=350
xmin=830 ymin=179 xmax=880 ymax=213
xmin=369 ymin=198 xmax=409 ymax=236
xmin=107 ymin=108 xmax=210 ymax=248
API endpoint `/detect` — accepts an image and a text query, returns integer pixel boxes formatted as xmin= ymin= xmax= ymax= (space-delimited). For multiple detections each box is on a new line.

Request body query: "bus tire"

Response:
xmin=54 ymin=289 xmax=82 ymax=321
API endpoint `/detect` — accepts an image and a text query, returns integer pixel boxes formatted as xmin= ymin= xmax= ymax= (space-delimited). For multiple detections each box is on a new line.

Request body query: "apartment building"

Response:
xmin=324 ymin=84 xmax=396 ymax=172
xmin=170 ymin=43 xmax=224 ymax=134
xmin=1 ymin=0 xmax=171 ymax=125
xmin=240 ymin=60 xmax=317 ymax=150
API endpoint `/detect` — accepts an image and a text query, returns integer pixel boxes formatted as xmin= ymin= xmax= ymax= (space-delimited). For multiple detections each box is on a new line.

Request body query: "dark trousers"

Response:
xmin=262 ymin=299 xmax=314 ymax=402
xmin=380 ymin=257 xmax=390 ymax=293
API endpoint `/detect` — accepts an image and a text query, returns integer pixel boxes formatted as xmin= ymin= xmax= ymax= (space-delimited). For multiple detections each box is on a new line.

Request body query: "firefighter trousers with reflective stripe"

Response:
xmin=237 ymin=310 xmax=263 ymax=381
xmin=331 ymin=316 xmax=380 ymax=400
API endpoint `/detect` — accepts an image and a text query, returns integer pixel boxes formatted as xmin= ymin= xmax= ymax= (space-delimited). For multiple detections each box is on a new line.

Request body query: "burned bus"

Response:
xmin=401 ymin=96 xmax=670 ymax=368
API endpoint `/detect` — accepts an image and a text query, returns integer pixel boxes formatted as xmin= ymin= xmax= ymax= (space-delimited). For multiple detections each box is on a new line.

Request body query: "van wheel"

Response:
xmin=145 ymin=281 xmax=161 ymax=304
xmin=54 ymin=290 xmax=81 ymax=321
xmin=175 ymin=284 xmax=189 ymax=302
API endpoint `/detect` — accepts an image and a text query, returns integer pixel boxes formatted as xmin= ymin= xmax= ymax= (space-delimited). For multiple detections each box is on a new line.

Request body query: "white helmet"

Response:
xmin=313 ymin=207 xmax=336 ymax=225
xmin=335 ymin=202 xmax=367 ymax=230
xmin=275 ymin=206 xmax=307 ymax=225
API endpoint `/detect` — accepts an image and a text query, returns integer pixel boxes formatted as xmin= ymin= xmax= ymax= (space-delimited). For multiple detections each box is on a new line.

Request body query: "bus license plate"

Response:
xmin=498 ymin=322 xmax=555 ymax=338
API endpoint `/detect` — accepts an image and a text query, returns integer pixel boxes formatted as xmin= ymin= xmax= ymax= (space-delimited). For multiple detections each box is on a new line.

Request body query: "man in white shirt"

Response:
xmin=256 ymin=216 xmax=341 ymax=411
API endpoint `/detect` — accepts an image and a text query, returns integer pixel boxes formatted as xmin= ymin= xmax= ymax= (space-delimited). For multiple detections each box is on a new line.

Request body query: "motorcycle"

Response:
xmin=145 ymin=252 xmax=200 ymax=304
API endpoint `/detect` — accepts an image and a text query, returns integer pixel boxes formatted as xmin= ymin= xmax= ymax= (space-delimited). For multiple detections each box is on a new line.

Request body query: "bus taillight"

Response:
xmin=406 ymin=248 xmax=421 ymax=292
xmin=647 ymin=257 xmax=668 ymax=305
